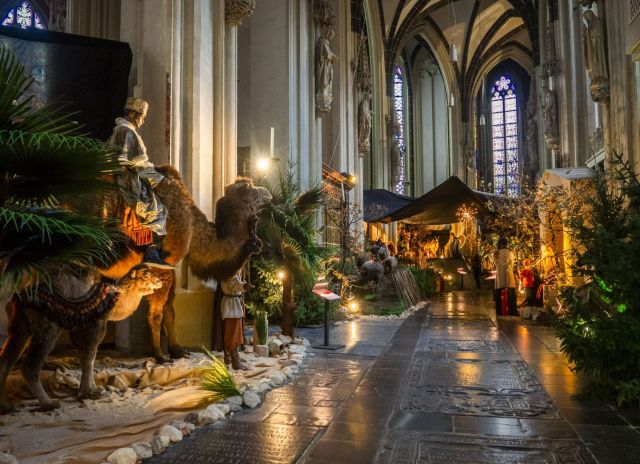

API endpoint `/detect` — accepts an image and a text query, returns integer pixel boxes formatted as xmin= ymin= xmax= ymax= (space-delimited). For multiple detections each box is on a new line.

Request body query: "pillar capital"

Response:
xmin=225 ymin=0 xmax=255 ymax=26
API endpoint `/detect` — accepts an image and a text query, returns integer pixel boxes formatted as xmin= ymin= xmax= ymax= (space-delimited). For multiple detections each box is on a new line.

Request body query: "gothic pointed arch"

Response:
xmin=1 ymin=0 xmax=48 ymax=30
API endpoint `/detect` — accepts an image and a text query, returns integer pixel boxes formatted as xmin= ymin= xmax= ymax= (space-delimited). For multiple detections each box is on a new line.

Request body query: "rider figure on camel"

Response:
xmin=108 ymin=97 xmax=173 ymax=269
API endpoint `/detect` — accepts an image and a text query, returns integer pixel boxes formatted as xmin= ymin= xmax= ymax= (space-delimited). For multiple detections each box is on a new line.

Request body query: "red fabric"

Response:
xmin=122 ymin=207 xmax=153 ymax=246
xmin=500 ymin=289 xmax=509 ymax=316
xmin=519 ymin=268 xmax=535 ymax=288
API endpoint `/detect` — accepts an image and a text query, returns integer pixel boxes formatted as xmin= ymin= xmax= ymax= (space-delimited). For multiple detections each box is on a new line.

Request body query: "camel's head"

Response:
xmin=225 ymin=178 xmax=272 ymax=214
xmin=126 ymin=268 xmax=163 ymax=295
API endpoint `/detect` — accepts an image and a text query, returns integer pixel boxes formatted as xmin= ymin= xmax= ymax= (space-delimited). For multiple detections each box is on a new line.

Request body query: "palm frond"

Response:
xmin=200 ymin=347 xmax=241 ymax=402
xmin=0 ymin=207 xmax=121 ymax=292
xmin=294 ymin=185 xmax=324 ymax=216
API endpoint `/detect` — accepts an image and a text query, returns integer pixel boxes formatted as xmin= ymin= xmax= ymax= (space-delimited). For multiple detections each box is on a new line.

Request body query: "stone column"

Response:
xmin=224 ymin=0 xmax=255 ymax=187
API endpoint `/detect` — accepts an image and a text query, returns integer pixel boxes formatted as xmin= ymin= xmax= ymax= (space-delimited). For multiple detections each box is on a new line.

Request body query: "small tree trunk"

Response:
xmin=281 ymin=276 xmax=295 ymax=336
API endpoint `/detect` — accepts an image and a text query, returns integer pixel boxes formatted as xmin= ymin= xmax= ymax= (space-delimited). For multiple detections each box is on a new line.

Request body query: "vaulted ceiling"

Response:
xmin=372 ymin=0 xmax=538 ymax=119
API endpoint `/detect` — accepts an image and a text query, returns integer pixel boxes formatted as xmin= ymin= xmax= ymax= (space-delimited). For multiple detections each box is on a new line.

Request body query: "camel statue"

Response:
xmin=0 ymin=168 xmax=270 ymax=411
xmin=0 ymin=268 xmax=162 ymax=412
xmin=99 ymin=166 xmax=271 ymax=361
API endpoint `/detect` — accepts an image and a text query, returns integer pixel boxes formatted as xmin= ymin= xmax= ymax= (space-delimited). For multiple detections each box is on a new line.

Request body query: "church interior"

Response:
xmin=1 ymin=1 xmax=640 ymax=463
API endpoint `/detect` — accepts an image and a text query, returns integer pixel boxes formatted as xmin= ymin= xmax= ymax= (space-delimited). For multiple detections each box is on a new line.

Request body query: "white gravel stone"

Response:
xmin=253 ymin=382 xmax=271 ymax=393
xmin=0 ymin=453 xmax=17 ymax=464
xmin=151 ymin=435 xmax=170 ymax=455
xmin=279 ymin=335 xmax=293 ymax=345
xmin=204 ymin=405 xmax=226 ymax=422
xmin=242 ymin=390 xmax=262 ymax=408
xmin=254 ymin=344 xmax=269 ymax=358
xmin=281 ymin=366 xmax=294 ymax=378
xmin=288 ymin=344 xmax=306 ymax=354
xmin=131 ymin=442 xmax=153 ymax=460
xmin=269 ymin=371 xmax=286 ymax=386
xmin=169 ymin=420 xmax=192 ymax=436
xmin=158 ymin=425 xmax=183 ymax=443
xmin=268 ymin=339 xmax=284 ymax=356
xmin=224 ymin=395 xmax=243 ymax=411
xmin=302 ymin=338 xmax=311 ymax=347
xmin=195 ymin=409 xmax=218 ymax=425
xmin=212 ymin=403 xmax=231 ymax=415
xmin=293 ymin=337 xmax=304 ymax=344
xmin=106 ymin=447 xmax=137 ymax=464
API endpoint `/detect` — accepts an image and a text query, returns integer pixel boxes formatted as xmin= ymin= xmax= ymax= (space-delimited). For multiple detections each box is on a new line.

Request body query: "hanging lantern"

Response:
xmin=451 ymin=44 xmax=458 ymax=63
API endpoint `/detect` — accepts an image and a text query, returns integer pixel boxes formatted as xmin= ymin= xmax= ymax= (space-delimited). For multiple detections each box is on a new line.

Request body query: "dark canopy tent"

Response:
xmin=377 ymin=176 xmax=496 ymax=225
xmin=363 ymin=188 xmax=415 ymax=222
xmin=0 ymin=26 xmax=132 ymax=140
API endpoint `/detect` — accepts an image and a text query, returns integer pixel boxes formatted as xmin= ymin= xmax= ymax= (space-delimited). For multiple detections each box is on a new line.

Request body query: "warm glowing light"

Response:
xmin=277 ymin=270 xmax=286 ymax=280
xmin=348 ymin=301 xmax=359 ymax=313
xmin=456 ymin=203 xmax=478 ymax=224
xmin=349 ymin=175 xmax=357 ymax=183
xmin=256 ymin=157 xmax=271 ymax=172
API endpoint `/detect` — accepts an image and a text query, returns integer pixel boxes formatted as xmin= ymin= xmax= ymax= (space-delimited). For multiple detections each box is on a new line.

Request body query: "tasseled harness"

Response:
xmin=27 ymin=280 xmax=119 ymax=330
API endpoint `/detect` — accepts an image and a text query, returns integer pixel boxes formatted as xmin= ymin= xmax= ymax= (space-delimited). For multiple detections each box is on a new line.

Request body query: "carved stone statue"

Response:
xmin=583 ymin=10 xmax=609 ymax=101
xmin=541 ymin=86 xmax=559 ymax=151
xmin=386 ymin=114 xmax=403 ymax=188
xmin=358 ymin=92 xmax=372 ymax=154
xmin=526 ymin=82 xmax=538 ymax=167
xmin=315 ymin=28 xmax=338 ymax=115
xmin=527 ymin=117 xmax=538 ymax=167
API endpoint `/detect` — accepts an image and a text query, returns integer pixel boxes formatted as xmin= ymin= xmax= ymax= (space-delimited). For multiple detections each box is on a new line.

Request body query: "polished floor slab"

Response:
xmin=148 ymin=291 xmax=639 ymax=463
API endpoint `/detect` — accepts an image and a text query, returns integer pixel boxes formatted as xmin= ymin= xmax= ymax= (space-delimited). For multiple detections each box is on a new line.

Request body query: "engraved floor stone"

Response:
xmin=418 ymin=338 xmax=513 ymax=353
xmin=379 ymin=432 xmax=597 ymax=464
xmin=147 ymin=422 xmax=320 ymax=464
xmin=264 ymin=386 xmax=332 ymax=406
xmin=400 ymin=357 xmax=559 ymax=418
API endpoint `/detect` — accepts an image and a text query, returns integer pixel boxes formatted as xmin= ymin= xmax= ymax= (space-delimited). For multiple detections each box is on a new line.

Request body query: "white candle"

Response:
xmin=270 ymin=127 xmax=275 ymax=158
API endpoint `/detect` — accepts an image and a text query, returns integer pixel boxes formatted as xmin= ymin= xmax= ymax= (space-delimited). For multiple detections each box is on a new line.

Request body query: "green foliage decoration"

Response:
xmin=555 ymin=154 xmax=640 ymax=406
xmin=246 ymin=163 xmax=332 ymax=332
xmin=408 ymin=267 xmax=438 ymax=299
xmin=253 ymin=310 xmax=269 ymax=345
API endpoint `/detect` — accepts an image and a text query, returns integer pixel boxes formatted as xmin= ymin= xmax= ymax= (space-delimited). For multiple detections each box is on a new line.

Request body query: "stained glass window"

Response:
xmin=1 ymin=1 xmax=46 ymax=30
xmin=393 ymin=66 xmax=407 ymax=194
xmin=490 ymin=76 xmax=519 ymax=196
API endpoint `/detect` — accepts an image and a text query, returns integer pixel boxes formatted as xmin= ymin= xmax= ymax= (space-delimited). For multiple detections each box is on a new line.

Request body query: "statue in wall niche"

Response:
xmin=316 ymin=28 xmax=338 ymax=115
xmin=386 ymin=114 xmax=403 ymax=188
xmin=527 ymin=116 xmax=538 ymax=167
xmin=526 ymin=86 xmax=538 ymax=168
xmin=583 ymin=9 xmax=609 ymax=101
xmin=541 ymin=85 xmax=560 ymax=151
xmin=358 ymin=92 xmax=372 ymax=154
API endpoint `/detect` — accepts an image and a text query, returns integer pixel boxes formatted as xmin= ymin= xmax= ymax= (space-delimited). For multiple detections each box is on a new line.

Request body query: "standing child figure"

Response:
xmin=519 ymin=259 xmax=535 ymax=307
xmin=221 ymin=271 xmax=252 ymax=370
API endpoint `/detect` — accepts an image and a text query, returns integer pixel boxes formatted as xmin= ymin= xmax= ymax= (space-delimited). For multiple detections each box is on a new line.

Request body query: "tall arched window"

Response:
xmin=491 ymin=76 xmax=519 ymax=196
xmin=393 ymin=66 xmax=407 ymax=194
xmin=1 ymin=1 xmax=46 ymax=30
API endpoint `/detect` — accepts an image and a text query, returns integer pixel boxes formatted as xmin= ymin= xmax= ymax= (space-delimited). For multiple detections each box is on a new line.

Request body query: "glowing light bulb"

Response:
xmin=256 ymin=157 xmax=270 ymax=172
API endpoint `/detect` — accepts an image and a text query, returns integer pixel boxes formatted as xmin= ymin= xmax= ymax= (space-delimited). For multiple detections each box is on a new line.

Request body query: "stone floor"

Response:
xmin=146 ymin=291 xmax=640 ymax=463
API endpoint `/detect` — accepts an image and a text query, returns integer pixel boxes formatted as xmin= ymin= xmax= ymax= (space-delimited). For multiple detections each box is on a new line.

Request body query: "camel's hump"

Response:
xmin=156 ymin=165 xmax=182 ymax=181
